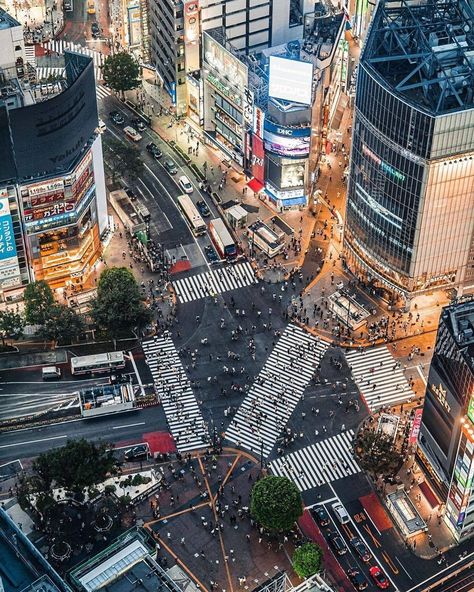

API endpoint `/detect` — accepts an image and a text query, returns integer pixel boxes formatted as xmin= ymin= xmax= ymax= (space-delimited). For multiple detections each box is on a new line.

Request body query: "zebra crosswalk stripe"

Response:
xmin=42 ymin=40 xmax=104 ymax=80
xmin=142 ymin=335 xmax=209 ymax=452
xmin=270 ymin=430 xmax=360 ymax=491
xmin=346 ymin=346 xmax=415 ymax=411
xmin=225 ymin=324 xmax=328 ymax=458
xmin=172 ymin=261 xmax=258 ymax=303
xmin=96 ymin=84 xmax=112 ymax=100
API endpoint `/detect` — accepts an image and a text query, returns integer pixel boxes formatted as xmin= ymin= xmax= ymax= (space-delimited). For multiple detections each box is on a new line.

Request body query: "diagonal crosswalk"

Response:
xmin=172 ymin=262 xmax=258 ymax=303
xmin=269 ymin=430 xmax=360 ymax=491
xmin=346 ymin=346 xmax=415 ymax=411
xmin=43 ymin=39 xmax=105 ymax=80
xmin=225 ymin=324 xmax=328 ymax=458
xmin=142 ymin=334 xmax=209 ymax=452
xmin=35 ymin=66 xmax=111 ymax=102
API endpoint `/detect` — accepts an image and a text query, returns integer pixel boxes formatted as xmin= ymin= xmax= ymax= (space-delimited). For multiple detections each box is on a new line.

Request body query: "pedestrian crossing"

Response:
xmin=172 ymin=262 xmax=258 ymax=303
xmin=346 ymin=346 xmax=415 ymax=411
xmin=142 ymin=334 xmax=210 ymax=452
xmin=225 ymin=324 xmax=328 ymax=458
xmin=25 ymin=44 xmax=36 ymax=68
xmin=269 ymin=430 xmax=360 ymax=492
xmin=96 ymin=84 xmax=112 ymax=100
xmin=35 ymin=66 xmax=111 ymax=102
xmin=43 ymin=39 xmax=105 ymax=80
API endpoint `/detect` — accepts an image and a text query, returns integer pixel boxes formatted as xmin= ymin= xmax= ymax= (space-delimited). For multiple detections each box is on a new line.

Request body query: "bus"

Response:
xmin=209 ymin=218 xmax=237 ymax=259
xmin=71 ymin=351 xmax=126 ymax=375
xmin=177 ymin=194 xmax=206 ymax=236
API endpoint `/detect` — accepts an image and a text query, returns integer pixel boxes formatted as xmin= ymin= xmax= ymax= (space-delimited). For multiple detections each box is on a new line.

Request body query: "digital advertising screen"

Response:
xmin=264 ymin=129 xmax=310 ymax=157
xmin=268 ymin=56 xmax=313 ymax=105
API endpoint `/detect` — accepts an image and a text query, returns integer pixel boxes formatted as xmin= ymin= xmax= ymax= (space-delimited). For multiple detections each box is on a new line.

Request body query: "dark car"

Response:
xmin=133 ymin=118 xmax=147 ymax=131
xmin=124 ymin=187 xmax=137 ymax=201
xmin=163 ymin=159 xmax=177 ymax=175
xmin=369 ymin=566 xmax=390 ymax=590
xmin=350 ymin=537 xmax=371 ymax=562
xmin=205 ymin=244 xmax=219 ymax=264
xmin=110 ymin=110 xmax=124 ymax=125
xmin=312 ymin=506 xmax=330 ymax=527
xmin=327 ymin=531 xmax=347 ymax=555
xmin=196 ymin=199 xmax=210 ymax=217
xmin=347 ymin=568 xmax=368 ymax=591
xmin=91 ymin=22 xmax=100 ymax=37
xmin=146 ymin=142 xmax=162 ymax=159
xmin=124 ymin=444 xmax=149 ymax=461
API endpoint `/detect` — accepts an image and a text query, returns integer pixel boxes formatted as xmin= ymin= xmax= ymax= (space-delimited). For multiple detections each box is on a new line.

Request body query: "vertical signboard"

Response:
xmin=184 ymin=0 xmax=200 ymax=73
xmin=243 ymin=87 xmax=254 ymax=129
xmin=0 ymin=198 xmax=21 ymax=289
xmin=252 ymin=136 xmax=265 ymax=185
xmin=127 ymin=4 xmax=142 ymax=47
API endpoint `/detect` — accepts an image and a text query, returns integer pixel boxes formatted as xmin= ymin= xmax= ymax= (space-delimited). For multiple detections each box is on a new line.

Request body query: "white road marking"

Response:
xmin=0 ymin=435 xmax=68 ymax=449
xmin=112 ymin=422 xmax=145 ymax=430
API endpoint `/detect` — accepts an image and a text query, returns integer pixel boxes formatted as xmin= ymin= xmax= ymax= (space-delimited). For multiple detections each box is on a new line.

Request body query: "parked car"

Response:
xmin=205 ymin=244 xmax=219 ymax=264
xmin=369 ymin=566 xmax=390 ymax=590
xmin=109 ymin=110 xmax=124 ymax=125
xmin=178 ymin=175 xmax=193 ymax=194
xmin=163 ymin=159 xmax=177 ymax=175
xmin=350 ymin=537 xmax=371 ymax=562
xmin=124 ymin=444 xmax=149 ymax=461
xmin=312 ymin=506 xmax=330 ymax=527
xmin=146 ymin=142 xmax=162 ymax=159
xmin=133 ymin=118 xmax=147 ymax=131
xmin=327 ymin=531 xmax=347 ymax=555
xmin=347 ymin=568 xmax=368 ymax=591
xmin=196 ymin=199 xmax=210 ymax=217
xmin=332 ymin=501 xmax=350 ymax=524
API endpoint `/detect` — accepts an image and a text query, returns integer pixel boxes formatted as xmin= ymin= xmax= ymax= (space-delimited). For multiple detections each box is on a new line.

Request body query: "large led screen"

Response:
xmin=268 ymin=56 xmax=313 ymax=105
xmin=264 ymin=130 xmax=310 ymax=157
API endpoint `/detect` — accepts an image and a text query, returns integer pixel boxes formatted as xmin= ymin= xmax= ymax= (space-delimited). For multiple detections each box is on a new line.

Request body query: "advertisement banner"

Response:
xmin=24 ymin=200 xmax=76 ymax=222
xmin=264 ymin=119 xmax=311 ymax=137
xmin=26 ymin=179 xmax=64 ymax=197
xmin=184 ymin=0 xmax=200 ymax=72
xmin=253 ymin=107 xmax=265 ymax=139
xmin=127 ymin=4 xmax=142 ymax=47
xmin=264 ymin=129 xmax=310 ymax=157
xmin=252 ymin=135 xmax=265 ymax=184
xmin=268 ymin=56 xmax=313 ymax=105
xmin=409 ymin=408 xmax=423 ymax=445
xmin=203 ymin=32 xmax=248 ymax=90
xmin=243 ymin=87 xmax=254 ymax=129
xmin=0 ymin=199 xmax=17 ymax=261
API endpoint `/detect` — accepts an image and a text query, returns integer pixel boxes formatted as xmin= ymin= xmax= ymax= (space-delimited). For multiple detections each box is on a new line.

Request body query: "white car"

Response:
xmin=98 ymin=119 xmax=107 ymax=133
xmin=178 ymin=175 xmax=194 ymax=194
xmin=332 ymin=501 xmax=350 ymax=524
xmin=123 ymin=126 xmax=142 ymax=142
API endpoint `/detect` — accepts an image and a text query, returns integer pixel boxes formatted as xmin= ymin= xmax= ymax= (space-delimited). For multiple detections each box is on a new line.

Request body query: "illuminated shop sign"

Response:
xmin=26 ymin=179 xmax=64 ymax=197
xmin=207 ymin=73 xmax=242 ymax=106
xmin=431 ymin=383 xmax=451 ymax=413
xmin=243 ymin=87 xmax=254 ymax=129
xmin=253 ymin=107 xmax=265 ymax=139
xmin=468 ymin=396 xmax=474 ymax=424
xmin=362 ymin=144 xmax=406 ymax=182
xmin=0 ymin=198 xmax=17 ymax=261
xmin=264 ymin=120 xmax=311 ymax=138
xmin=24 ymin=200 xmax=76 ymax=222
xmin=252 ymin=135 xmax=265 ymax=184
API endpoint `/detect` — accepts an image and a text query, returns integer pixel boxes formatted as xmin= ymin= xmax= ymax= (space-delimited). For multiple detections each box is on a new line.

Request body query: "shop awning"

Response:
xmin=247 ymin=178 xmax=264 ymax=193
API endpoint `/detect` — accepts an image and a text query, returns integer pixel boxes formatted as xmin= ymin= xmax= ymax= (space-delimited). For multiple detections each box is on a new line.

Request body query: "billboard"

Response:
xmin=184 ymin=0 xmax=200 ymax=72
xmin=127 ymin=4 xmax=141 ymax=47
xmin=252 ymin=135 xmax=265 ymax=185
xmin=268 ymin=56 xmax=313 ymax=105
xmin=243 ymin=87 xmax=254 ymax=129
xmin=7 ymin=56 xmax=98 ymax=179
xmin=253 ymin=107 xmax=265 ymax=139
xmin=0 ymin=197 xmax=21 ymax=288
xmin=264 ymin=129 xmax=310 ymax=157
xmin=264 ymin=119 xmax=311 ymax=137
xmin=203 ymin=32 xmax=248 ymax=90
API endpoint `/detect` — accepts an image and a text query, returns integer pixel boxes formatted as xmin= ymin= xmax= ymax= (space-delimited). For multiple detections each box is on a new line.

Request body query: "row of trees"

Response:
xmin=0 ymin=267 xmax=151 ymax=347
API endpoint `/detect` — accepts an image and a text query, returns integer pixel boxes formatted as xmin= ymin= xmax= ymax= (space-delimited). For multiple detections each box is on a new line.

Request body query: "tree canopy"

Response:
xmin=23 ymin=280 xmax=54 ymax=325
xmin=32 ymin=438 xmax=118 ymax=493
xmin=292 ymin=543 xmax=323 ymax=579
xmin=91 ymin=267 xmax=151 ymax=338
xmin=0 ymin=309 xmax=24 ymax=345
xmin=105 ymin=138 xmax=143 ymax=183
xmin=250 ymin=475 xmax=303 ymax=531
xmin=38 ymin=304 xmax=84 ymax=345
xmin=102 ymin=52 xmax=141 ymax=94
xmin=354 ymin=429 xmax=403 ymax=477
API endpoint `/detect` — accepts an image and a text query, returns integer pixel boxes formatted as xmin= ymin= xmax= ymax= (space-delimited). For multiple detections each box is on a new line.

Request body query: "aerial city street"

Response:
xmin=0 ymin=0 xmax=473 ymax=592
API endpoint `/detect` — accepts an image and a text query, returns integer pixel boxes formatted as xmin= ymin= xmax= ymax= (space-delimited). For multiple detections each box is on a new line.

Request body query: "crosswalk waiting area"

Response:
xmin=172 ymin=262 xmax=258 ymax=303
xmin=346 ymin=346 xmax=415 ymax=411
xmin=269 ymin=430 xmax=360 ymax=491
xmin=225 ymin=324 xmax=328 ymax=458
xmin=142 ymin=335 xmax=209 ymax=452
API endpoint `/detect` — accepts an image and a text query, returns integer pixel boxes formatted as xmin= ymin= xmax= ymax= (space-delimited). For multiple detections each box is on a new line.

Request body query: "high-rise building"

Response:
xmin=416 ymin=298 xmax=474 ymax=543
xmin=343 ymin=0 xmax=474 ymax=307
xmin=0 ymin=10 xmax=108 ymax=302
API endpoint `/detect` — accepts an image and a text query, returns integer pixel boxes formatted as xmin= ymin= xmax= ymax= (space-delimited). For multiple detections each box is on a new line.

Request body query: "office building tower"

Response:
xmin=0 ymin=11 xmax=108 ymax=301
xmin=343 ymin=0 xmax=474 ymax=308
xmin=417 ymin=299 xmax=474 ymax=543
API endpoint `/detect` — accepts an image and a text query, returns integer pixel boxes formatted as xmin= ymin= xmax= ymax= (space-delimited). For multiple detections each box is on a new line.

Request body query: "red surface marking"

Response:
xmin=143 ymin=431 xmax=176 ymax=454
xmin=419 ymin=481 xmax=440 ymax=508
xmin=114 ymin=438 xmax=143 ymax=449
xmin=169 ymin=260 xmax=191 ymax=274
xmin=35 ymin=44 xmax=46 ymax=57
xmin=359 ymin=492 xmax=393 ymax=532
xmin=299 ymin=509 xmax=353 ymax=592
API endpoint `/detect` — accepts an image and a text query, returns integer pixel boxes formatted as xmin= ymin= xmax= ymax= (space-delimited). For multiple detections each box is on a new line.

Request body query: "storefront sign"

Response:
xmin=253 ymin=107 xmax=265 ymax=139
xmin=409 ymin=408 xmax=423 ymax=445
xmin=0 ymin=199 xmax=17 ymax=261
xmin=26 ymin=179 xmax=64 ymax=197
xmin=243 ymin=87 xmax=254 ymax=129
xmin=265 ymin=183 xmax=305 ymax=200
xmin=31 ymin=191 xmax=65 ymax=207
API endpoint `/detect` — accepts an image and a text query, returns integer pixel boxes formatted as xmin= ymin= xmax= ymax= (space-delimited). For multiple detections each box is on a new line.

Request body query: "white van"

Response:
xmin=124 ymin=126 xmax=142 ymax=142
xmin=332 ymin=501 xmax=350 ymax=524
xmin=42 ymin=366 xmax=62 ymax=380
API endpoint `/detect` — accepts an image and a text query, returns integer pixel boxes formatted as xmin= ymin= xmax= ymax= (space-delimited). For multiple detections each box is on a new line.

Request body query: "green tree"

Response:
xmin=292 ymin=543 xmax=323 ymax=578
xmin=102 ymin=52 xmax=140 ymax=95
xmin=0 ymin=309 xmax=24 ymax=345
xmin=250 ymin=475 xmax=303 ymax=531
xmin=91 ymin=267 xmax=151 ymax=340
xmin=32 ymin=438 xmax=118 ymax=493
xmin=106 ymin=138 xmax=143 ymax=183
xmin=23 ymin=280 xmax=54 ymax=325
xmin=354 ymin=429 xmax=403 ymax=478
xmin=38 ymin=304 xmax=84 ymax=346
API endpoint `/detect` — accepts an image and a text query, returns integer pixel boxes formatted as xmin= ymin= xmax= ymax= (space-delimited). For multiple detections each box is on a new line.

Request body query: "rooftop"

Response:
xmin=362 ymin=0 xmax=474 ymax=115
xmin=0 ymin=8 xmax=21 ymax=29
